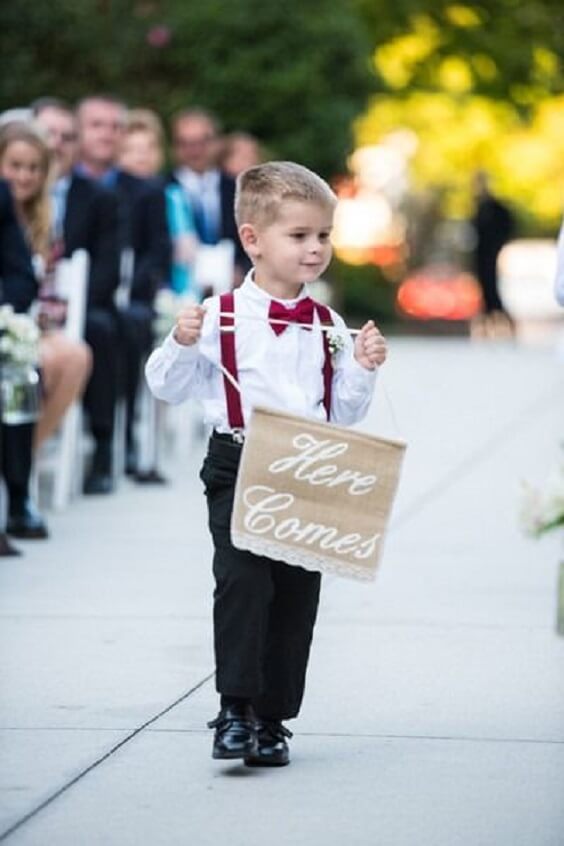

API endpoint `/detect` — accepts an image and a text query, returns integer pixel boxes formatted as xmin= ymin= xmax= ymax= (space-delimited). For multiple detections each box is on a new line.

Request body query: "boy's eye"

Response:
xmin=291 ymin=232 xmax=306 ymax=240
xmin=319 ymin=232 xmax=330 ymax=242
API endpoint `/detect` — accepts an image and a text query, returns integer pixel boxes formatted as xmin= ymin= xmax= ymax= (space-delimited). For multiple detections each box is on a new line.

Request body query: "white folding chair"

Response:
xmin=112 ymin=247 xmax=135 ymax=481
xmin=136 ymin=375 xmax=165 ymax=477
xmin=193 ymin=239 xmax=235 ymax=295
xmin=34 ymin=250 xmax=89 ymax=510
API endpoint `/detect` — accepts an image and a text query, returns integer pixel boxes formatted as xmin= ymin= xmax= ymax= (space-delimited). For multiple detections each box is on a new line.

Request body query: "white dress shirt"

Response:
xmin=175 ymin=167 xmax=221 ymax=242
xmin=50 ymin=175 xmax=71 ymax=241
xmin=145 ymin=273 xmax=378 ymax=432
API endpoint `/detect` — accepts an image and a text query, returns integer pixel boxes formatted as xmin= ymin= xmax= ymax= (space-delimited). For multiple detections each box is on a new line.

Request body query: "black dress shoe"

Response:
xmin=7 ymin=498 xmax=49 ymax=540
xmin=84 ymin=439 xmax=114 ymax=494
xmin=207 ymin=704 xmax=258 ymax=760
xmin=125 ymin=443 xmax=138 ymax=476
xmin=134 ymin=468 xmax=168 ymax=485
xmin=0 ymin=532 xmax=22 ymax=556
xmin=244 ymin=720 xmax=292 ymax=767
xmin=83 ymin=471 xmax=114 ymax=495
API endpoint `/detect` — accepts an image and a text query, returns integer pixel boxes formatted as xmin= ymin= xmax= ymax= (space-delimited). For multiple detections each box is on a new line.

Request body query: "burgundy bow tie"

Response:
xmin=268 ymin=297 xmax=315 ymax=336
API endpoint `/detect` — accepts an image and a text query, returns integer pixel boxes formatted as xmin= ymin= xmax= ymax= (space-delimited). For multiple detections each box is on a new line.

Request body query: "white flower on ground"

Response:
xmin=520 ymin=461 xmax=564 ymax=537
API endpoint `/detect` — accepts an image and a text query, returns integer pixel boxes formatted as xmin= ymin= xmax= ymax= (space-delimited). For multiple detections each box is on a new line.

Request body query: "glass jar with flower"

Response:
xmin=0 ymin=305 xmax=41 ymax=425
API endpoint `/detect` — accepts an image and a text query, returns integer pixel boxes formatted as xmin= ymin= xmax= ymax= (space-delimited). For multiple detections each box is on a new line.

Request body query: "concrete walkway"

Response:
xmin=1 ymin=337 xmax=563 ymax=845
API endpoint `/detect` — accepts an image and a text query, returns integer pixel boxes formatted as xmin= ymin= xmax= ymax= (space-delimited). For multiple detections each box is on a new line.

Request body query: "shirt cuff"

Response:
xmin=161 ymin=330 xmax=201 ymax=362
xmin=340 ymin=351 xmax=379 ymax=393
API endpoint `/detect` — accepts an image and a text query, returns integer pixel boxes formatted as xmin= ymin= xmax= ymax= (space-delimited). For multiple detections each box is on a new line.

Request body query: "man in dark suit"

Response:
xmin=472 ymin=171 xmax=515 ymax=330
xmin=0 ymin=179 xmax=47 ymax=549
xmin=34 ymin=99 xmax=122 ymax=494
xmin=74 ymin=95 xmax=170 ymax=479
xmin=170 ymin=108 xmax=250 ymax=286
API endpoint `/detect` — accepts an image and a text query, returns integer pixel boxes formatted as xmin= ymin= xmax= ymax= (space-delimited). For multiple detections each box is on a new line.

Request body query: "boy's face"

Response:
xmin=119 ymin=129 xmax=162 ymax=179
xmin=243 ymin=200 xmax=333 ymax=293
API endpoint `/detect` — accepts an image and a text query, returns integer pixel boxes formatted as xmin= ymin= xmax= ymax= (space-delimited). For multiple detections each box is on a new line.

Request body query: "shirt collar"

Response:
xmin=75 ymin=162 xmax=119 ymax=187
xmin=176 ymin=167 xmax=220 ymax=189
xmin=51 ymin=175 xmax=71 ymax=196
xmin=240 ymin=270 xmax=309 ymax=307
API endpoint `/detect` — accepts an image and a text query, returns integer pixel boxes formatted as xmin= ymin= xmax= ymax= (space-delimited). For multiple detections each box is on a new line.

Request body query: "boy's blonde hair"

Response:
xmin=126 ymin=108 xmax=165 ymax=144
xmin=235 ymin=161 xmax=337 ymax=227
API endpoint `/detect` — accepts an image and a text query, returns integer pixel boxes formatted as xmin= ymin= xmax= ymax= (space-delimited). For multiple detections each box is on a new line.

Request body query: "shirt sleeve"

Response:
xmin=329 ymin=310 xmax=378 ymax=426
xmin=145 ymin=296 xmax=219 ymax=404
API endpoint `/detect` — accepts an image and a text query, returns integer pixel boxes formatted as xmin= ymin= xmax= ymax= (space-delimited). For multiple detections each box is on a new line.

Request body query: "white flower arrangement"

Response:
xmin=327 ymin=329 xmax=345 ymax=359
xmin=0 ymin=305 xmax=40 ymax=367
xmin=520 ymin=460 xmax=564 ymax=537
xmin=153 ymin=289 xmax=197 ymax=342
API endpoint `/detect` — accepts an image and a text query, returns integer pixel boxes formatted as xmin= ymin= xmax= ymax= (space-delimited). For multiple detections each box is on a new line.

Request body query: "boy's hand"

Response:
xmin=173 ymin=305 xmax=205 ymax=346
xmin=354 ymin=320 xmax=387 ymax=370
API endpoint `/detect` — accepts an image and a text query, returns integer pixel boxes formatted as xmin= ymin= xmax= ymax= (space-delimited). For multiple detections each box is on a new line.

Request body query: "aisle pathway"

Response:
xmin=1 ymin=338 xmax=563 ymax=845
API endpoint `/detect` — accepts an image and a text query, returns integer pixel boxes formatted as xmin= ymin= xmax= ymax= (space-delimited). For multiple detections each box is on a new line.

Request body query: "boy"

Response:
xmin=146 ymin=162 xmax=387 ymax=766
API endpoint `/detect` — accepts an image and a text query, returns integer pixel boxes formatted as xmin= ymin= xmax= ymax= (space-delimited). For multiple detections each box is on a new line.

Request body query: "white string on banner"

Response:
xmin=218 ymin=312 xmax=362 ymax=336
xmin=215 ymin=311 xmax=405 ymax=437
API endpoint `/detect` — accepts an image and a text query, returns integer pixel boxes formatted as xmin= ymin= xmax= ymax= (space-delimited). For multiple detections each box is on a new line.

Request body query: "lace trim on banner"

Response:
xmin=231 ymin=531 xmax=380 ymax=582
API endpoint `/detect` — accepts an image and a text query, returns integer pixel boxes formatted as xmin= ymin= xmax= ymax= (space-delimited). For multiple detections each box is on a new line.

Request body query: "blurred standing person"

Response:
xmin=0 ymin=170 xmax=46 ymax=543
xmin=76 ymin=95 xmax=170 ymax=479
xmin=219 ymin=132 xmax=264 ymax=179
xmin=33 ymin=100 xmax=121 ymax=495
xmin=471 ymin=171 xmax=515 ymax=337
xmin=119 ymin=109 xmax=199 ymax=299
xmin=169 ymin=109 xmax=250 ymax=288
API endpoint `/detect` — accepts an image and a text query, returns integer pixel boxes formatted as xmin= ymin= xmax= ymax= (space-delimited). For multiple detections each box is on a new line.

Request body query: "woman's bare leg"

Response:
xmin=35 ymin=333 xmax=92 ymax=450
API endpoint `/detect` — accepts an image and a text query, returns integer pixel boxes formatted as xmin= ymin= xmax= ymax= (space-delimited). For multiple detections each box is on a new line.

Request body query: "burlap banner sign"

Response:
xmin=231 ymin=407 xmax=406 ymax=581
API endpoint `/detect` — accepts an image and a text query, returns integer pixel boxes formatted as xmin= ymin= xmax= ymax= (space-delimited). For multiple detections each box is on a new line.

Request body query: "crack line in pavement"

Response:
xmin=143 ymin=728 xmax=564 ymax=746
xmin=389 ymin=379 xmax=561 ymax=532
xmin=0 ymin=671 xmax=214 ymax=843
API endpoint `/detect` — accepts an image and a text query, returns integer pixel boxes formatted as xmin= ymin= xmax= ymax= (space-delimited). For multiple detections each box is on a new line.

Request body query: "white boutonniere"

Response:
xmin=327 ymin=330 xmax=345 ymax=360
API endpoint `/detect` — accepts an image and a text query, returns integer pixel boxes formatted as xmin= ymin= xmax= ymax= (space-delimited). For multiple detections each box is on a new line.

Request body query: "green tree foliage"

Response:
xmin=0 ymin=0 xmax=375 ymax=175
xmin=355 ymin=0 xmax=563 ymax=105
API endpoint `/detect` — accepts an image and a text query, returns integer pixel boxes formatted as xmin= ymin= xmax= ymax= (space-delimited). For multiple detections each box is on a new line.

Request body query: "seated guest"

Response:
xmin=0 ymin=120 xmax=93 ymax=453
xmin=75 ymin=95 xmax=171 ymax=477
xmin=33 ymin=99 xmax=121 ymax=493
xmin=118 ymin=109 xmax=164 ymax=180
xmin=219 ymin=131 xmax=265 ymax=179
xmin=119 ymin=109 xmax=199 ymax=300
xmin=0 ymin=177 xmax=44 ymax=545
xmin=169 ymin=109 xmax=251 ymax=288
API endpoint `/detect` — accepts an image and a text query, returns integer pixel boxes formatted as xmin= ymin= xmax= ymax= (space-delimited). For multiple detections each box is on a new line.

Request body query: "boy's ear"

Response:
xmin=238 ymin=223 xmax=261 ymax=258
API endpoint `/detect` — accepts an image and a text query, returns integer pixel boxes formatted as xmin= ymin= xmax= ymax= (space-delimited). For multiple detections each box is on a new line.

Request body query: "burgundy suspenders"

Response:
xmin=219 ymin=292 xmax=245 ymax=430
xmin=313 ymin=302 xmax=334 ymax=422
xmin=218 ymin=292 xmax=335 ymax=429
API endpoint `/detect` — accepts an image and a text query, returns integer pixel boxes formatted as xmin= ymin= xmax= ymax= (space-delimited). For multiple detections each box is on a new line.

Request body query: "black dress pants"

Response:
xmin=83 ymin=306 xmax=120 ymax=440
xmin=200 ymin=435 xmax=321 ymax=721
xmin=118 ymin=301 xmax=153 ymax=446
xmin=1 ymin=422 xmax=33 ymax=505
